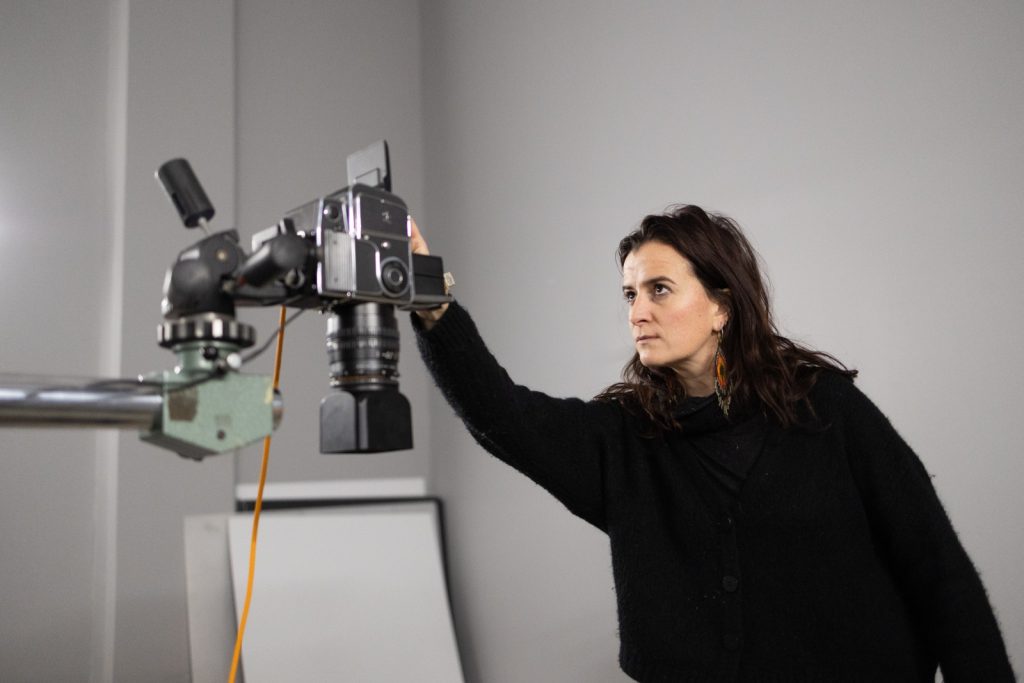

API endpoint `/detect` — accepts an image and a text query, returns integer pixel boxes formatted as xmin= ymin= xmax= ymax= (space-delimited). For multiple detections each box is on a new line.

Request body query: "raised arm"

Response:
xmin=409 ymin=220 xmax=621 ymax=531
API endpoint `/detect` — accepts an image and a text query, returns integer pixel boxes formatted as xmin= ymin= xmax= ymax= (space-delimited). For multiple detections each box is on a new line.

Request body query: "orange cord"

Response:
xmin=228 ymin=305 xmax=288 ymax=683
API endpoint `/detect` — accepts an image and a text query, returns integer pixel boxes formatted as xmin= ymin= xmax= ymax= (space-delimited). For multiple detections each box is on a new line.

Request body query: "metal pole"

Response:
xmin=0 ymin=376 xmax=162 ymax=429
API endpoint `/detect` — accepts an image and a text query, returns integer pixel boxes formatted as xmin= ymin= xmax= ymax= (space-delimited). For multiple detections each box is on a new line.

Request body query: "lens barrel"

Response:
xmin=322 ymin=301 xmax=412 ymax=453
xmin=326 ymin=302 xmax=400 ymax=389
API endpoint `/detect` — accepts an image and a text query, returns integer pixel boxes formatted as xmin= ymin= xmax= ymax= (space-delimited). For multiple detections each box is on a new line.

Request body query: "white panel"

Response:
xmin=227 ymin=504 xmax=463 ymax=682
xmin=184 ymin=515 xmax=237 ymax=683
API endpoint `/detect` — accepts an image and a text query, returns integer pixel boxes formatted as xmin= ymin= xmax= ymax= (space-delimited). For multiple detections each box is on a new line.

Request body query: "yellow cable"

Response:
xmin=228 ymin=305 xmax=288 ymax=683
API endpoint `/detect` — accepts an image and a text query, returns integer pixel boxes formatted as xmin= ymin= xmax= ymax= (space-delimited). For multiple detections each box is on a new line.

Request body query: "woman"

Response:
xmin=410 ymin=205 xmax=1014 ymax=682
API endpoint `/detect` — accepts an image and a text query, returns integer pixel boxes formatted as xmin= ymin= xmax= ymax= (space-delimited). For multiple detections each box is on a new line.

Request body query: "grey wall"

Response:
xmin=114 ymin=1 xmax=429 ymax=679
xmin=0 ymin=0 xmax=427 ymax=680
xmin=112 ymin=1 xmax=237 ymax=679
xmin=234 ymin=0 xmax=431 ymax=486
xmin=1 ymin=1 xmax=1022 ymax=681
xmin=422 ymin=2 xmax=1024 ymax=681
xmin=0 ymin=1 xmax=115 ymax=679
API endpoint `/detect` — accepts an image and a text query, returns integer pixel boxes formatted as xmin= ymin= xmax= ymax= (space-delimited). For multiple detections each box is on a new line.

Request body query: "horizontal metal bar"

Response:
xmin=0 ymin=376 xmax=162 ymax=429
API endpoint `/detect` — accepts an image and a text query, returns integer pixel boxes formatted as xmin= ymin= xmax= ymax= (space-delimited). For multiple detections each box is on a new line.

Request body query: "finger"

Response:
xmin=409 ymin=217 xmax=430 ymax=255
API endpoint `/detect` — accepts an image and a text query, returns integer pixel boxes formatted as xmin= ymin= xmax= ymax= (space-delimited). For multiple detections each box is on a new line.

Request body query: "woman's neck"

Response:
xmin=673 ymin=359 xmax=716 ymax=397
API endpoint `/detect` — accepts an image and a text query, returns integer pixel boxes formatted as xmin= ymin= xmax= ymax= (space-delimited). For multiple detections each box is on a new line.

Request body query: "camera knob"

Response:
xmin=380 ymin=259 xmax=408 ymax=295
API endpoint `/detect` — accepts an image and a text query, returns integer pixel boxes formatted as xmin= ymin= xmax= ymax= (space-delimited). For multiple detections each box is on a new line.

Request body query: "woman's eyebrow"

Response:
xmin=622 ymin=276 xmax=676 ymax=293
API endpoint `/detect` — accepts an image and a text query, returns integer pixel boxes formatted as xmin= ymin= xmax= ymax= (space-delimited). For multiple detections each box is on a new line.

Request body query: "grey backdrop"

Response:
xmin=0 ymin=1 xmax=1020 ymax=681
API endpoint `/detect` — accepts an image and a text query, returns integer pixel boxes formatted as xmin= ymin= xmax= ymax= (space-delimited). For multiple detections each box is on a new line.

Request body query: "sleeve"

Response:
xmin=833 ymin=377 xmax=1016 ymax=682
xmin=412 ymin=301 xmax=623 ymax=531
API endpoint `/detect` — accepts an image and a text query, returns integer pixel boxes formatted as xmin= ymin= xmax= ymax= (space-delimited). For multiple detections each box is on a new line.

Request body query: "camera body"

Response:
xmin=249 ymin=141 xmax=448 ymax=312
xmin=275 ymin=185 xmax=446 ymax=309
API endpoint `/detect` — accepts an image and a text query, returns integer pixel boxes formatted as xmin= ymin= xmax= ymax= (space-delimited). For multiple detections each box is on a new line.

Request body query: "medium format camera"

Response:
xmin=248 ymin=141 xmax=449 ymax=311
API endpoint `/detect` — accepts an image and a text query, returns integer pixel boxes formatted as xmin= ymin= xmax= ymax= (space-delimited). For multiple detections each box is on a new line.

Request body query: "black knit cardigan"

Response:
xmin=414 ymin=301 xmax=1015 ymax=683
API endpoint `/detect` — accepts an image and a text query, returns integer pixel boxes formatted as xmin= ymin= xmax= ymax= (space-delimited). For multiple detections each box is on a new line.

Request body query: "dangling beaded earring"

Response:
xmin=713 ymin=328 xmax=731 ymax=417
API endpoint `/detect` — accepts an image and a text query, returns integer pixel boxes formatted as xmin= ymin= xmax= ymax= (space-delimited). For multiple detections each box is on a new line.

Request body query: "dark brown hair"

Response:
xmin=596 ymin=205 xmax=855 ymax=430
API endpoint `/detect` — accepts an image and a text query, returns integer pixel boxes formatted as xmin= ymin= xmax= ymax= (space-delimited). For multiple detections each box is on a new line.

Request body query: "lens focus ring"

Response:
xmin=326 ymin=303 xmax=400 ymax=389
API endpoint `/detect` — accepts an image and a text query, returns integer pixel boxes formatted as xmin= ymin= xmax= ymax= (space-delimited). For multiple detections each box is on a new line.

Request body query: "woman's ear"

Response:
xmin=713 ymin=288 xmax=731 ymax=332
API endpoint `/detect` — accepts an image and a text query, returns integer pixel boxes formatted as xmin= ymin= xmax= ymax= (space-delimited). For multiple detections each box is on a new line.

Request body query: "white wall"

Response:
xmin=422 ymin=2 xmax=1024 ymax=681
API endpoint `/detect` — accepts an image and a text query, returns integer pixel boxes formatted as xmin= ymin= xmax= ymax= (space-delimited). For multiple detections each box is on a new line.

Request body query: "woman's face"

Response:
xmin=622 ymin=241 xmax=728 ymax=394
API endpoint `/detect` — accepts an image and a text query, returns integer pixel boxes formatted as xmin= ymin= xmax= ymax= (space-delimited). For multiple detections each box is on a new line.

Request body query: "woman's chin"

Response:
xmin=636 ymin=353 xmax=661 ymax=370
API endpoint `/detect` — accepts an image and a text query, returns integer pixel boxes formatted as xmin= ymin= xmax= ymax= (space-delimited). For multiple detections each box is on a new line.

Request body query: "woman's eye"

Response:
xmin=653 ymin=284 xmax=669 ymax=296
xmin=623 ymin=290 xmax=636 ymax=303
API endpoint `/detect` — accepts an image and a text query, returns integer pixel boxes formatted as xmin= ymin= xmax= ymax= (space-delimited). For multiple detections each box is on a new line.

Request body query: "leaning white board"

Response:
xmin=227 ymin=503 xmax=464 ymax=682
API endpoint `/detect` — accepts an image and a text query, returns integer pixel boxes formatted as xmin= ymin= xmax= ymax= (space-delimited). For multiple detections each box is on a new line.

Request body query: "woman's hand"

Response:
xmin=410 ymin=217 xmax=431 ymax=256
xmin=410 ymin=218 xmax=449 ymax=328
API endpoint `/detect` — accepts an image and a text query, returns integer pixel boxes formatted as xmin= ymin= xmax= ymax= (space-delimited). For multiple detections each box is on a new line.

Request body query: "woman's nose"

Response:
xmin=629 ymin=297 xmax=650 ymax=325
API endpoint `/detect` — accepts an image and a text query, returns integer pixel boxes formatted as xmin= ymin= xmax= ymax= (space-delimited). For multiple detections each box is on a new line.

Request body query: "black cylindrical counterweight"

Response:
xmin=157 ymin=158 xmax=215 ymax=228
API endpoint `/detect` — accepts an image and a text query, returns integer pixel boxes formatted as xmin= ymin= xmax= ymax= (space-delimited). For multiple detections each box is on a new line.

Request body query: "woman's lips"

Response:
xmin=636 ymin=335 xmax=656 ymax=344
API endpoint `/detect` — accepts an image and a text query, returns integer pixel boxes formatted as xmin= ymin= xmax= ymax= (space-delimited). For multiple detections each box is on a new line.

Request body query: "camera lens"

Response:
xmin=326 ymin=302 xmax=400 ymax=390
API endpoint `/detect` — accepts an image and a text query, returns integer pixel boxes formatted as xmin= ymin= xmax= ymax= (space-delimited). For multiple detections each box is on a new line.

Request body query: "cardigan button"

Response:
xmin=722 ymin=575 xmax=739 ymax=592
xmin=723 ymin=634 xmax=740 ymax=651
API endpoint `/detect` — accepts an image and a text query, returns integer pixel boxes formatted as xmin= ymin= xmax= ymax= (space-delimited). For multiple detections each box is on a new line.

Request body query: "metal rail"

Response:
xmin=0 ymin=376 xmax=162 ymax=429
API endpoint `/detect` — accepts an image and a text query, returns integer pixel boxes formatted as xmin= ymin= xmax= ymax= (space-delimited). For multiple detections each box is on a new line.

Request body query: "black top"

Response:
xmin=673 ymin=395 xmax=766 ymax=500
xmin=414 ymin=301 xmax=1016 ymax=683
